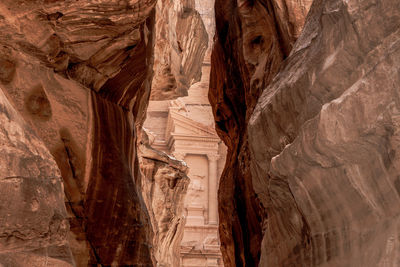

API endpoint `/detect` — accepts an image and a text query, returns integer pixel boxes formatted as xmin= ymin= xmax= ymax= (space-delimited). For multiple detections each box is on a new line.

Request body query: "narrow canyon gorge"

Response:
xmin=0 ymin=0 xmax=399 ymax=267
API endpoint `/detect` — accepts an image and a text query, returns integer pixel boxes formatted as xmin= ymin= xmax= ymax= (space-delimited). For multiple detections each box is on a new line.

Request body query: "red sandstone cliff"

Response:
xmin=0 ymin=0 xmax=157 ymax=265
xmin=210 ymin=0 xmax=400 ymax=266
xmin=209 ymin=0 xmax=311 ymax=265
xmin=0 ymin=0 xmax=205 ymax=266
xmin=0 ymin=0 xmax=399 ymax=266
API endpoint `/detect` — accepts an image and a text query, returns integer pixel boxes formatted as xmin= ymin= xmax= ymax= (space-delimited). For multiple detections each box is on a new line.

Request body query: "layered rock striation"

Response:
xmin=249 ymin=0 xmax=400 ymax=265
xmin=139 ymin=129 xmax=190 ymax=267
xmin=0 ymin=0 xmax=208 ymax=265
xmin=0 ymin=0 xmax=157 ymax=264
xmin=210 ymin=0 xmax=311 ymax=266
xmin=211 ymin=0 xmax=400 ymax=266
xmin=151 ymin=0 xmax=208 ymax=100
xmin=0 ymin=0 xmax=161 ymax=266
xmin=2 ymin=0 xmax=398 ymax=266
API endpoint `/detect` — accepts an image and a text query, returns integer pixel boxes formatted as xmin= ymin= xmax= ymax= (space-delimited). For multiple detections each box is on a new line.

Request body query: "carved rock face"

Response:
xmin=2 ymin=0 xmax=397 ymax=266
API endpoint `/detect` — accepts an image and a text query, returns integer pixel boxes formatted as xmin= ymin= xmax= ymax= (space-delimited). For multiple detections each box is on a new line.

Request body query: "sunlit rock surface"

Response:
xmin=0 ymin=0 xmax=157 ymax=265
xmin=144 ymin=88 xmax=227 ymax=266
xmin=249 ymin=0 xmax=400 ymax=265
xmin=139 ymin=129 xmax=190 ymax=267
xmin=151 ymin=0 xmax=208 ymax=100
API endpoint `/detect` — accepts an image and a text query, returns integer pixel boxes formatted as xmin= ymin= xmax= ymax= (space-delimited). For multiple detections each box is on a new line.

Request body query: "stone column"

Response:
xmin=207 ymin=153 xmax=220 ymax=225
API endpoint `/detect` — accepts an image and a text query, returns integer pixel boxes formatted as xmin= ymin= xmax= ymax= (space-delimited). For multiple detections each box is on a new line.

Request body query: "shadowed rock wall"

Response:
xmin=209 ymin=0 xmax=311 ymax=266
xmin=249 ymin=0 xmax=400 ymax=265
xmin=210 ymin=0 xmax=400 ymax=266
xmin=2 ymin=0 xmax=397 ymax=266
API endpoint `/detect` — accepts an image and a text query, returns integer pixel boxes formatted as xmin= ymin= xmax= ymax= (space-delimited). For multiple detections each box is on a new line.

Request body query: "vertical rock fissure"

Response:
xmin=211 ymin=0 xmax=400 ymax=266
xmin=62 ymin=141 xmax=77 ymax=181
xmin=210 ymin=0 xmax=313 ymax=266
xmin=2 ymin=0 xmax=398 ymax=266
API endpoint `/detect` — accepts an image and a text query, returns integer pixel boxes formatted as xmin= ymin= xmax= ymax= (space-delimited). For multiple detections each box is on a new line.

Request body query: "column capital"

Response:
xmin=207 ymin=153 xmax=220 ymax=161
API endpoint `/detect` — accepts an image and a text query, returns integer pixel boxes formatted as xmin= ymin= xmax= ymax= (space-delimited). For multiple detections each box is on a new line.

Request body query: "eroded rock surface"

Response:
xmin=139 ymin=129 xmax=190 ymax=266
xmin=0 ymin=88 xmax=73 ymax=266
xmin=0 ymin=0 xmax=157 ymax=265
xmin=2 ymin=0 xmax=397 ymax=266
xmin=249 ymin=0 xmax=400 ymax=265
xmin=211 ymin=0 xmax=400 ymax=266
xmin=0 ymin=0 xmax=209 ymax=265
xmin=151 ymin=0 xmax=208 ymax=100
xmin=210 ymin=0 xmax=311 ymax=266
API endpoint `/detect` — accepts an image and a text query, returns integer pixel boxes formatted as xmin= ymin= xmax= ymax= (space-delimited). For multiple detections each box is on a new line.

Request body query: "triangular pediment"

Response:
xmin=166 ymin=110 xmax=217 ymax=138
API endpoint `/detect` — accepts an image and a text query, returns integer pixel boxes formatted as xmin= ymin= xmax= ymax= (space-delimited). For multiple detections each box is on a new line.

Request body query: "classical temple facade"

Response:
xmin=144 ymin=87 xmax=226 ymax=266
xmin=144 ymin=59 xmax=226 ymax=266
xmin=144 ymin=1 xmax=226 ymax=265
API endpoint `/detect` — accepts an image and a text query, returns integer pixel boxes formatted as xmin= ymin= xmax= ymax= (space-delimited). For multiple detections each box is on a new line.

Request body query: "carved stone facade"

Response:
xmin=144 ymin=80 xmax=226 ymax=266
xmin=144 ymin=47 xmax=225 ymax=267
xmin=144 ymin=0 xmax=225 ymax=265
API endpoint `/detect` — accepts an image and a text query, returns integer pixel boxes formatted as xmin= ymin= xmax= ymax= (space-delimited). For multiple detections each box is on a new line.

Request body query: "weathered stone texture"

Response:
xmin=210 ymin=0 xmax=400 ymax=266
xmin=0 ymin=0 xmax=210 ymax=265
xmin=209 ymin=0 xmax=311 ymax=266
xmin=151 ymin=0 xmax=208 ymax=100
xmin=0 ymin=88 xmax=74 ymax=266
xmin=0 ymin=0 xmax=157 ymax=265
xmin=139 ymin=129 xmax=190 ymax=267
xmin=2 ymin=0 xmax=398 ymax=266
xmin=249 ymin=0 xmax=400 ymax=265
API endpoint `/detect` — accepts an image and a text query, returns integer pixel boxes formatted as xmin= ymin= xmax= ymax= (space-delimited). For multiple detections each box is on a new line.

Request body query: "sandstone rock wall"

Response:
xmin=0 ymin=0 xmax=209 ymax=265
xmin=140 ymin=1 xmax=211 ymax=265
xmin=2 ymin=0 xmax=397 ymax=266
xmin=249 ymin=0 xmax=400 ymax=265
xmin=210 ymin=0 xmax=400 ymax=266
xmin=209 ymin=0 xmax=311 ymax=266
xmin=139 ymin=129 xmax=190 ymax=267
xmin=0 ymin=1 xmax=157 ymax=265
xmin=151 ymin=0 xmax=208 ymax=100
xmin=0 ymin=87 xmax=74 ymax=266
